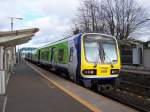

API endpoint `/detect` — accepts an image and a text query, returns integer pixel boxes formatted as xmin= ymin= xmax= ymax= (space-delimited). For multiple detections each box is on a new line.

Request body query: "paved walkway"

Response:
xmin=4 ymin=60 xmax=91 ymax=112
xmin=0 ymin=95 xmax=5 ymax=112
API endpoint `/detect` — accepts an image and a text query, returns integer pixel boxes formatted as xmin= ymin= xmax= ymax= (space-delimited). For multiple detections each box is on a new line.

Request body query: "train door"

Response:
xmin=50 ymin=47 xmax=55 ymax=67
xmin=38 ymin=50 xmax=40 ymax=63
xmin=68 ymin=41 xmax=77 ymax=80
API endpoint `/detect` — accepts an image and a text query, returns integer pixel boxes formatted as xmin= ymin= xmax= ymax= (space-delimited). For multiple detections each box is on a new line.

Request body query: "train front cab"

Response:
xmin=80 ymin=33 xmax=121 ymax=91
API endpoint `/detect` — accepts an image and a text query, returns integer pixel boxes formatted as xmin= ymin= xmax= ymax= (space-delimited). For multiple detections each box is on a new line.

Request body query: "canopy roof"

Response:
xmin=0 ymin=28 xmax=39 ymax=47
xmin=118 ymin=38 xmax=144 ymax=46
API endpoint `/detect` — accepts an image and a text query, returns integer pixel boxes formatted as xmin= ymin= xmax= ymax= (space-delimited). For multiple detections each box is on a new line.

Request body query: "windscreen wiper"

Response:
xmin=99 ymin=43 xmax=105 ymax=63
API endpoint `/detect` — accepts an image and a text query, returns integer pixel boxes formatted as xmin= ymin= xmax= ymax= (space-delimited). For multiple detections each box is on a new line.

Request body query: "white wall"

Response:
xmin=143 ymin=48 xmax=150 ymax=68
xmin=0 ymin=46 xmax=5 ymax=94
xmin=0 ymin=47 xmax=15 ymax=95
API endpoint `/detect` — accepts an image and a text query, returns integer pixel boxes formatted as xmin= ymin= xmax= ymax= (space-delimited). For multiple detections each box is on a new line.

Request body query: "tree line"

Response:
xmin=72 ymin=0 xmax=149 ymax=40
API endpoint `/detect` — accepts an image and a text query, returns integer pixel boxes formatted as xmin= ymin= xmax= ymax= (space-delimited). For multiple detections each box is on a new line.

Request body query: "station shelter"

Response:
xmin=119 ymin=39 xmax=150 ymax=70
xmin=119 ymin=39 xmax=143 ymax=65
xmin=0 ymin=28 xmax=39 ymax=95
xmin=143 ymin=41 xmax=150 ymax=69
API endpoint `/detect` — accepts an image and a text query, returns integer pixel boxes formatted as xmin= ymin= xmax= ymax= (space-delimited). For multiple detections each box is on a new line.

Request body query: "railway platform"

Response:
xmin=1 ymin=60 xmax=138 ymax=112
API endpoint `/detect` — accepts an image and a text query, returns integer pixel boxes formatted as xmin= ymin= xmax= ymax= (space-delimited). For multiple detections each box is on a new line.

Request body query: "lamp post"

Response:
xmin=10 ymin=17 xmax=23 ymax=31
xmin=9 ymin=17 xmax=23 ymax=64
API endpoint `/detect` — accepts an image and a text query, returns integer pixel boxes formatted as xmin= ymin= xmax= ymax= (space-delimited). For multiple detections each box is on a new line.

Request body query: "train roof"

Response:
xmin=38 ymin=33 xmax=82 ymax=49
xmin=38 ymin=33 xmax=117 ymax=49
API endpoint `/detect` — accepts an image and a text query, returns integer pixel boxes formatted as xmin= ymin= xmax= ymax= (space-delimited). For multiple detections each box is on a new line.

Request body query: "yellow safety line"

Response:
xmin=26 ymin=62 xmax=102 ymax=112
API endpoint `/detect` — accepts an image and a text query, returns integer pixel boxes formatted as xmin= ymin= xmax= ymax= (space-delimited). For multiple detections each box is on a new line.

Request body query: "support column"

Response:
xmin=0 ymin=46 xmax=5 ymax=95
xmin=4 ymin=48 xmax=11 ymax=84
xmin=10 ymin=47 xmax=15 ymax=73
xmin=13 ymin=46 xmax=16 ymax=65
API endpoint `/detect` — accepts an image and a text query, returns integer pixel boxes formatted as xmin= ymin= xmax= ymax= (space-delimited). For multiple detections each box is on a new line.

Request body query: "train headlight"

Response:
xmin=111 ymin=69 xmax=119 ymax=75
xmin=82 ymin=69 xmax=96 ymax=75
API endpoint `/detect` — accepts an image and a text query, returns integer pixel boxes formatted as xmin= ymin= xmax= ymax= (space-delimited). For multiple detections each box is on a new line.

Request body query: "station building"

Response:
xmin=143 ymin=41 xmax=150 ymax=69
xmin=0 ymin=28 xmax=39 ymax=95
xmin=119 ymin=39 xmax=150 ymax=70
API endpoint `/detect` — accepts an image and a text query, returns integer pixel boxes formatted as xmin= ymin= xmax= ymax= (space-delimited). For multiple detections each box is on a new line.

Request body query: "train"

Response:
xmin=25 ymin=33 xmax=121 ymax=91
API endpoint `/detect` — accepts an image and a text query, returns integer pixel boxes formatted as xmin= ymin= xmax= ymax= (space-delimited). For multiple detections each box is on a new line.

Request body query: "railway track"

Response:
xmin=101 ymin=78 xmax=150 ymax=112
xmin=119 ymin=81 xmax=150 ymax=97
xmin=102 ymin=88 xmax=150 ymax=112
xmin=107 ymin=71 xmax=150 ymax=111
xmin=84 ymin=78 xmax=150 ymax=112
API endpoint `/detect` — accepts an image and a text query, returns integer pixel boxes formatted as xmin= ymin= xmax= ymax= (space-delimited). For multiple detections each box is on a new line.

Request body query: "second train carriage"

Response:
xmin=26 ymin=33 xmax=121 ymax=91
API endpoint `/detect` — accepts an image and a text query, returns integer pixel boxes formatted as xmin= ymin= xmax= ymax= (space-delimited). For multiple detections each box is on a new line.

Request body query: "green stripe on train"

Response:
xmin=39 ymin=41 xmax=69 ymax=64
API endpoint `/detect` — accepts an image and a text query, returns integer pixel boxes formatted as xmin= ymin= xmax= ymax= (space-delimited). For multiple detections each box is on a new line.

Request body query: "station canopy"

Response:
xmin=0 ymin=28 xmax=39 ymax=47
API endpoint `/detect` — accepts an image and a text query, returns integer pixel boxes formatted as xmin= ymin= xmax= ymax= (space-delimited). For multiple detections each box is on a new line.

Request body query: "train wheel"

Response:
xmin=98 ymin=85 xmax=113 ymax=93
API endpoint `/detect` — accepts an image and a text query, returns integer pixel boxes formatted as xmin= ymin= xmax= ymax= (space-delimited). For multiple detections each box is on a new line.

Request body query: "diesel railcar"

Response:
xmin=26 ymin=33 xmax=121 ymax=91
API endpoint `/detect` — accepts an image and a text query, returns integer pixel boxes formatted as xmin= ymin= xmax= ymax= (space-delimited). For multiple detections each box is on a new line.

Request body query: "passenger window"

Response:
xmin=41 ymin=51 xmax=49 ymax=61
xmin=58 ymin=49 xmax=64 ymax=61
xmin=69 ymin=47 xmax=74 ymax=62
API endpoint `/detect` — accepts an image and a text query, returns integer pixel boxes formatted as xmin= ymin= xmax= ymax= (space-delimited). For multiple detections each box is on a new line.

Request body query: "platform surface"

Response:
xmin=4 ymin=60 xmax=91 ymax=112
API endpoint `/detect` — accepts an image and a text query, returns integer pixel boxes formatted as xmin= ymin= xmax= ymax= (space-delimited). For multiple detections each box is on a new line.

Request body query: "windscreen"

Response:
xmin=84 ymin=34 xmax=118 ymax=64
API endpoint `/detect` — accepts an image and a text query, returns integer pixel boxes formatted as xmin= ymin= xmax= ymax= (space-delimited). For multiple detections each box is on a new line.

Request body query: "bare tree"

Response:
xmin=72 ymin=0 xmax=149 ymax=40
xmin=75 ymin=0 xmax=101 ymax=32
xmin=102 ymin=0 xmax=149 ymax=40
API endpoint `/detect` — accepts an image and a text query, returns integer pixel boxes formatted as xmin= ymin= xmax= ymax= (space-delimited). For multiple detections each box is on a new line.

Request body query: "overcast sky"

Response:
xmin=0 ymin=0 xmax=150 ymax=48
